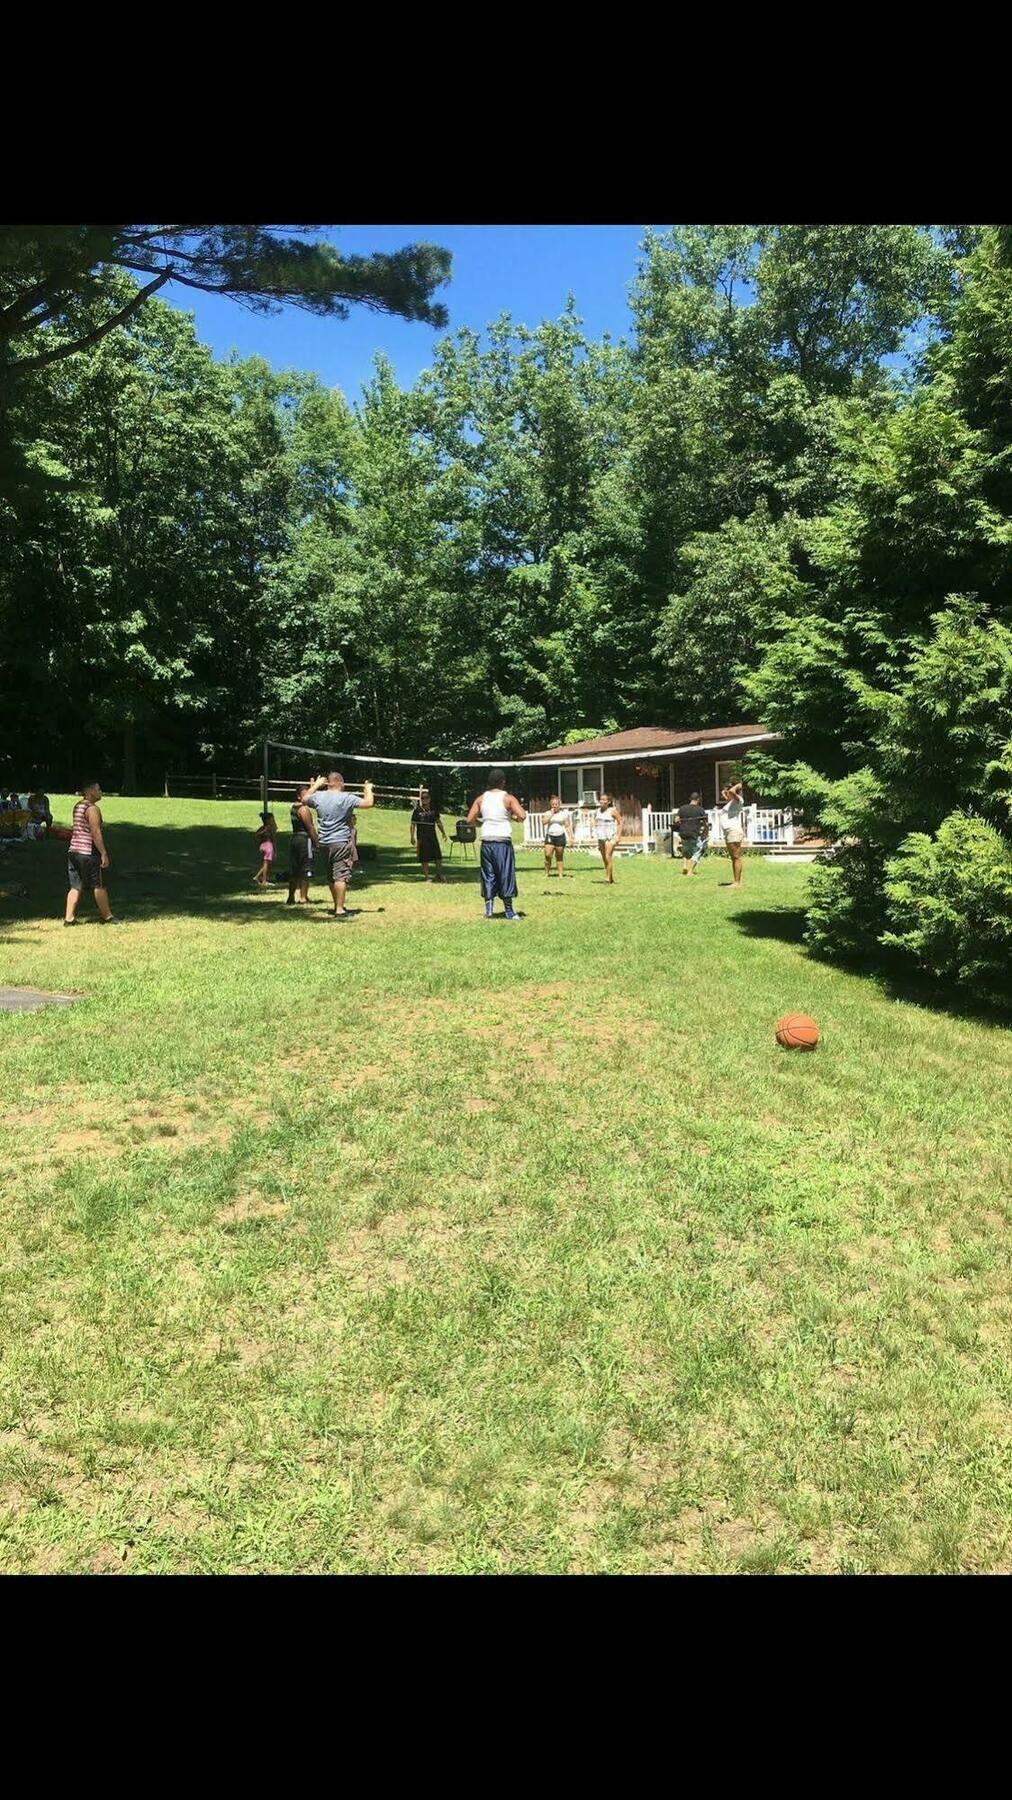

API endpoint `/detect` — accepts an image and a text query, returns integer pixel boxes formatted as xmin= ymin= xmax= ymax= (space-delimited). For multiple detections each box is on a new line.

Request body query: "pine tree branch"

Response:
xmin=0 ymin=280 xmax=61 ymax=335
xmin=7 ymin=269 xmax=173 ymax=373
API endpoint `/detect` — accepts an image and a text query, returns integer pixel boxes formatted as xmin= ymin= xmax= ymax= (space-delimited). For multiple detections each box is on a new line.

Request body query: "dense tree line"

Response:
xmin=2 ymin=224 xmax=1009 ymax=995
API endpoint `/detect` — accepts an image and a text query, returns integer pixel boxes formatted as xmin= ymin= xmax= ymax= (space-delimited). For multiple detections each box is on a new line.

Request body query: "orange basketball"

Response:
xmin=775 ymin=1012 xmax=820 ymax=1050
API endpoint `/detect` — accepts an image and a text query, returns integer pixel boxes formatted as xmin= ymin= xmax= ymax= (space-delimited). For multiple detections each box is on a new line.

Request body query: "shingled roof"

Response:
xmin=518 ymin=724 xmax=778 ymax=763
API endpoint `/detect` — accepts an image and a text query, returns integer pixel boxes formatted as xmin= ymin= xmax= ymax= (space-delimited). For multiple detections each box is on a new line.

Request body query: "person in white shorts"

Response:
xmin=594 ymin=794 xmax=623 ymax=885
xmin=541 ymin=795 xmax=573 ymax=879
xmin=720 ymin=780 xmax=746 ymax=888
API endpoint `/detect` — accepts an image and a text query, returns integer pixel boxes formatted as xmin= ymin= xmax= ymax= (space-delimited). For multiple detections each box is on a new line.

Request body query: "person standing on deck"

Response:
xmin=302 ymin=770 xmax=375 ymax=919
xmin=466 ymin=768 xmax=526 ymax=921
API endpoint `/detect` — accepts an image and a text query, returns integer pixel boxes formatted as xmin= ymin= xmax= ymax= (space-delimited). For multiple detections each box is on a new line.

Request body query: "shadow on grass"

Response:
xmin=732 ymin=902 xmax=1012 ymax=1030
xmin=0 ymin=822 xmax=493 ymax=928
xmin=732 ymin=907 xmax=808 ymax=947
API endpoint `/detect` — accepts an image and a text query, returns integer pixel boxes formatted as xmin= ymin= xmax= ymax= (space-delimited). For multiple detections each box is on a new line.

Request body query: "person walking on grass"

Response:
xmin=303 ymin=770 xmax=375 ymax=919
xmin=253 ymin=812 xmax=278 ymax=888
xmin=541 ymin=794 xmax=573 ymax=878
xmin=594 ymin=793 xmax=622 ymax=884
xmin=411 ymin=786 xmax=447 ymax=882
xmin=286 ymin=783 xmax=318 ymax=905
xmin=720 ymin=780 xmax=746 ymax=888
xmin=673 ymin=790 xmax=709 ymax=877
xmin=467 ymin=768 xmax=525 ymax=921
xmin=64 ymin=782 xmax=119 ymax=926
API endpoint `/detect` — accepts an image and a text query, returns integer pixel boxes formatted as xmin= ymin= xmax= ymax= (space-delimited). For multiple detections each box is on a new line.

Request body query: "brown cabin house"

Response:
xmin=516 ymin=723 xmax=790 ymax=846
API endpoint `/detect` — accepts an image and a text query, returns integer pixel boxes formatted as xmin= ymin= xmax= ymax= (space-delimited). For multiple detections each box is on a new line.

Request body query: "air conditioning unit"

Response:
xmin=580 ymin=789 xmax=598 ymax=807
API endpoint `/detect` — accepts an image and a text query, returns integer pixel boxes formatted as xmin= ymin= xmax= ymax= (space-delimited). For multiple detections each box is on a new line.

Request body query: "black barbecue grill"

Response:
xmin=448 ymin=818 xmax=476 ymax=861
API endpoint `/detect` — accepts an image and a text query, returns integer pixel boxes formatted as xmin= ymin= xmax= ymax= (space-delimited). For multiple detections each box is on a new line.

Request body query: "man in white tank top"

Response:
xmin=466 ymin=767 xmax=527 ymax=920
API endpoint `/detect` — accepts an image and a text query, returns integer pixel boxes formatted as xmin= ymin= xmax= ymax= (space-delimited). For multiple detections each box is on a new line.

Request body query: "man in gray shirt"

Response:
xmin=303 ymin=770 xmax=375 ymax=918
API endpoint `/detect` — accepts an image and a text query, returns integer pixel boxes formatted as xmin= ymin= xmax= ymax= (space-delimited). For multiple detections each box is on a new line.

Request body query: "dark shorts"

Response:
xmin=322 ymin=839 xmax=355 ymax=886
xmin=545 ymin=833 xmax=567 ymax=852
xmin=68 ymin=850 xmax=103 ymax=891
xmin=415 ymin=831 xmax=442 ymax=862
xmin=678 ymin=835 xmax=701 ymax=860
xmin=290 ymin=836 xmax=313 ymax=877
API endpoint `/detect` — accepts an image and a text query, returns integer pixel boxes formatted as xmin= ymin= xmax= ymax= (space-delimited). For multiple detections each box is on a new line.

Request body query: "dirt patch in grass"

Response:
xmin=196 ymin=1328 xmax=274 ymax=1369
xmin=599 ymin=1427 xmax=678 ymax=1496
xmin=89 ymin=1544 xmax=129 ymax=1573
xmin=216 ymin=1192 xmax=290 ymax=1227
xmin=327 ymin=1225 xmax=412 ymax=1293
xmin=278 ymin=1046 xmax=412 ymax=1087
xmin=57 ymin=1128 xmax=110 ymax=1156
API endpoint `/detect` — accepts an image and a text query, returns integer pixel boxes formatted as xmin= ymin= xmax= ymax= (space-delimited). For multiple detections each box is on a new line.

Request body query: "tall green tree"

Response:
xmin=743 ymin=227 xmax=1012 ymax=994
xmin=649 ymin=224 xmax=948 ymax=721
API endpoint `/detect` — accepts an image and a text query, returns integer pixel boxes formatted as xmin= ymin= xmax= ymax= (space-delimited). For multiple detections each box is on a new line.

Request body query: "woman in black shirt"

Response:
xmin=410 ymin=788 xmax=448 ymax=882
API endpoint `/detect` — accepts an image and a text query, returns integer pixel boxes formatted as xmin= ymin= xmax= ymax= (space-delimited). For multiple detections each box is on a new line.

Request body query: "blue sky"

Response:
xmin=161 ymin=226 xmax=664 ymax=403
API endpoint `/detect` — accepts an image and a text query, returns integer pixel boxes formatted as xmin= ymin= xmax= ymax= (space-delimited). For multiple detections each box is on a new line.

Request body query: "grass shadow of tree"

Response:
xmin=1 ymin=822 xmax=489 ymax=928
xmin=732 ymin=904 xmax=1012 ymax=1029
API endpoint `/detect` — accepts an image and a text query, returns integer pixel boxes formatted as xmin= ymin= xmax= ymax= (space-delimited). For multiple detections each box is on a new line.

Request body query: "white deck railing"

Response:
xmin=523 ymin=805 xmax=794 ymax=850
xmin=524 ymin=811 xmax=609 ymax=848
xmin=641 ymin=806 xmax=794 ymax=851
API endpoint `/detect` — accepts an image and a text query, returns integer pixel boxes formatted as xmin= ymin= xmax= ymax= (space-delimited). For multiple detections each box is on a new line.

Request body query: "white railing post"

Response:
xmin=785 ymin=808 xmax=795 ymax=847
xmin=642 ymin=805 xmax=652 ymax=854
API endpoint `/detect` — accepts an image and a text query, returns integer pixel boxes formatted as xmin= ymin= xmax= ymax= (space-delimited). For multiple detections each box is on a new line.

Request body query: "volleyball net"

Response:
xmin=261 ymin=739 xmax=523 ymax=817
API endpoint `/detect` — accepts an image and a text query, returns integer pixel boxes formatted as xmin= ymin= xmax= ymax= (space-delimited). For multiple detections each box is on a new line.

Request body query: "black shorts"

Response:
xmin=68 ymin=850 xmax=103 ymax=891
xmin=289 ymin=837 xmax=313 ymax=877
xmin=545 ymin=833 xmax=567 ymax=852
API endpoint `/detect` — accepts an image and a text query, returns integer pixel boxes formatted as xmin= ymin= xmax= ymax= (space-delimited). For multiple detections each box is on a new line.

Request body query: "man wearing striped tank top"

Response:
xmin=65 ymin=782 xmax=119 ymax=925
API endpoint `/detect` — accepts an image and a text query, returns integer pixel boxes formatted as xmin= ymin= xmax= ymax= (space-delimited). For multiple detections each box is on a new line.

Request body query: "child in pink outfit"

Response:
xmin=254 ymin=813 xmax=278 ymax=888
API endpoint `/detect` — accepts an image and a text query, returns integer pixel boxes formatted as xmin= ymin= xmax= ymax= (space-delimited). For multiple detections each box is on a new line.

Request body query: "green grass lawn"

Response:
xmin=1 ymin=795 xmax=1010 ymax=1573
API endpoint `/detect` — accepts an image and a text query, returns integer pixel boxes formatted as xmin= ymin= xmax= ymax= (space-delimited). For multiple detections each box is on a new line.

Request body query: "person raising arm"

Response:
xmin=720 ymin=780 xmax=746 ymax=888
xmin=304 ymin=772 xmax=374 ymax=919
xmin=286 ymin=783 xmax=319 ymax=906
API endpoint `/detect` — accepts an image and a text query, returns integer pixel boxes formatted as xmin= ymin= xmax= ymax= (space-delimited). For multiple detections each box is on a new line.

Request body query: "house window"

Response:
xmin=559 ymin=767 xmax=580 ymax=807
xmin=559 ymin=764 xmax=604 ymax=807
xmin=715 ymin=759 xmax=742 ymax=804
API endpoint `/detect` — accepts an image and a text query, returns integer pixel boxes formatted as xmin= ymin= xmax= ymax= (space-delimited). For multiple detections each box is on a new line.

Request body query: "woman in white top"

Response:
xmin=466 ymin=768 xmax=527 ymax=921
xmin=719 ymin=780 xmax=746 ymax=888
xmin=594 ymin=793 xmax=623 ymax=885
xmin=541 ymin=794 xmax=573 ymax=879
